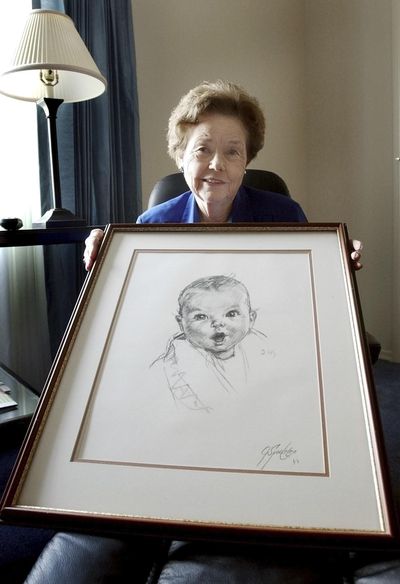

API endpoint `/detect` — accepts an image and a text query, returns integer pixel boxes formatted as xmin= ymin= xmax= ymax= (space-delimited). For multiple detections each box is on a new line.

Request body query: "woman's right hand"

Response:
xmin=83 ymin=228 xmax=104 ymax=271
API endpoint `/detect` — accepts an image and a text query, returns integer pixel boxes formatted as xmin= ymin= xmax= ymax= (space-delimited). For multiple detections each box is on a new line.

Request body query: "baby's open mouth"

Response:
xmin=212 ymin=332 xmax=226 ymax=344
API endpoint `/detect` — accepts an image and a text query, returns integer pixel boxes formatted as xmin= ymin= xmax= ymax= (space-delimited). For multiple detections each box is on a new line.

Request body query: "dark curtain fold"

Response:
xmin=64 ymin=0 xmax=142 ymax=224
xmin=35 ymin=0 xmax=141 ymax=356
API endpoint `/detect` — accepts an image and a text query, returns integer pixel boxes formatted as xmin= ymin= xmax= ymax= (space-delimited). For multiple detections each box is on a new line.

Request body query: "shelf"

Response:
xmin=0 ymin=225 xmax=102 ymax=247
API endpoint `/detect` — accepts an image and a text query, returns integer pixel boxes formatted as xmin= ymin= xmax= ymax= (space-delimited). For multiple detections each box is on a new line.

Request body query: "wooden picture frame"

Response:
xmin=1 ymin=223 xmax=396 ymax=546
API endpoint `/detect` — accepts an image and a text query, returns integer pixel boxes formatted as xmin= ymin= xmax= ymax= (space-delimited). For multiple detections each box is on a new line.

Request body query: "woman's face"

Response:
xmin=180 ymin=113 xmax=248 ymax=219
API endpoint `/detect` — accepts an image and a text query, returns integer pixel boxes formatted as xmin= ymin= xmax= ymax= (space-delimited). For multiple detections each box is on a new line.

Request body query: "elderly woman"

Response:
xmin=84 ymin=80 xmax=362 ymax=269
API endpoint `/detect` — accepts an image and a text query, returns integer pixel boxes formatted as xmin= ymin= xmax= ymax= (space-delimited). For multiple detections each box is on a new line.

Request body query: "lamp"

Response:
xmin=0 ymin=9 xmax=107 ymax=228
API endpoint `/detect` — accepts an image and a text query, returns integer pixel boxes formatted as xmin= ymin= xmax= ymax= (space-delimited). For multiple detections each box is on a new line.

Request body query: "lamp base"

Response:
xmin=32 ymin=208 xmax=87 ymax=229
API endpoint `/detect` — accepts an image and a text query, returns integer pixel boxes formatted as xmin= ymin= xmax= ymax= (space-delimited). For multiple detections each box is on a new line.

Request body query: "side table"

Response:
xmin=0 ymin=364 xmax=39 ymax=428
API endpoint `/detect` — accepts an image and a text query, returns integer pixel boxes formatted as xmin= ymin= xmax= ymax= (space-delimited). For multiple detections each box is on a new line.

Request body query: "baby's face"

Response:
xmin=177 ymin=286 xmax=256 ymax=358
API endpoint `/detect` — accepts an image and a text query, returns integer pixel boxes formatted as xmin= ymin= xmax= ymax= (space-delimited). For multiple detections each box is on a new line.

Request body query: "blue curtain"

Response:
xmin=34 ymin=0 xmax=141 ymax=357
xmin=34 ymin=0 xmax=142 ymax=224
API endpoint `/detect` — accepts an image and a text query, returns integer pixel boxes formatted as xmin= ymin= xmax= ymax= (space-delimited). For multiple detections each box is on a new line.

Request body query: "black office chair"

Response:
xmin=147 ymin=169 xmax=290 ymax=209
xmin=147 ymin=169 xmax=381 ymax=363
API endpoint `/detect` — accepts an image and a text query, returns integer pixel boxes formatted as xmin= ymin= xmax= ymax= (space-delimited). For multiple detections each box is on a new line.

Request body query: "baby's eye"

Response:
xmin=192 ymin=313 xmax=208 ymax=321
xmin=226 ymin=309 xmax=240 ymax=318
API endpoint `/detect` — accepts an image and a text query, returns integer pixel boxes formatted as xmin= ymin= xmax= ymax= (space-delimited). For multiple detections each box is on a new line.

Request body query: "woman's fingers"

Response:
xmin=350 ymin=239 xmax=363 ymax=271
xmin=83 ymin=228 xmax=104 ymax=271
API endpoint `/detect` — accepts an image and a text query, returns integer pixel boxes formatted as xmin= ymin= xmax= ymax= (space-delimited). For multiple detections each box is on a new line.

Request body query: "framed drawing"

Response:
xmin=1 ymin=223 xmax=396 ymax=546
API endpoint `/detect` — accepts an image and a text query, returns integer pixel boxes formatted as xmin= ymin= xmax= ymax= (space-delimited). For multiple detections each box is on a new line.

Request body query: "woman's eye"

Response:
xmin=227 ymin=149 xmax=240 ymax=157
xmin=195 ymin=146 xmax=209 ymax=155
xmin=226 ymin=310 xmax=240 ymax=318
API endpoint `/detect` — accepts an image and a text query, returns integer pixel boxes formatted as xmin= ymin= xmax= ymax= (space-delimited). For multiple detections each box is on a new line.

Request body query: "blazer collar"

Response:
xmin=182 ymin=193 xmax=200 ymax=223
xmin=231 ymin=186 xmax=254 ymax=222
xmin=183 ymin=187 xmax=251 ymax=224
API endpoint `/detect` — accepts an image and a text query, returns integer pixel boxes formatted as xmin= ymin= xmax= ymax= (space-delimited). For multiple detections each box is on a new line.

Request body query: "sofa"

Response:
xmin=23 ymin=531 xmax=400 ymax=583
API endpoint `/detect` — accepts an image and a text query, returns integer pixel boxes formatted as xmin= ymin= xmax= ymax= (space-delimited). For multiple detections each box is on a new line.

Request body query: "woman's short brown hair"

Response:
xmin=167 ymin=80 xmax=265 ymax=166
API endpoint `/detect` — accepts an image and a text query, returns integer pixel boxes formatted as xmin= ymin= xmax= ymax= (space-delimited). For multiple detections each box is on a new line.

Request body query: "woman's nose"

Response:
xmin=209 ymin=152 xmax=225 ymax=171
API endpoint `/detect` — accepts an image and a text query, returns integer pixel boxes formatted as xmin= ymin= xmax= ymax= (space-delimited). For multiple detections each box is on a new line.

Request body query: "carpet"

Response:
xmin=372 ymin=359 xmax=400 ymax=503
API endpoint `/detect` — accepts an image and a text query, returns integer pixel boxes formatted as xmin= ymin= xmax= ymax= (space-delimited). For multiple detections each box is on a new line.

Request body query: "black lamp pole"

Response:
xmin=33 ymin=97 xmax=86 ymax=228
xmin=39 ymin=97 xmax=63 ymax=208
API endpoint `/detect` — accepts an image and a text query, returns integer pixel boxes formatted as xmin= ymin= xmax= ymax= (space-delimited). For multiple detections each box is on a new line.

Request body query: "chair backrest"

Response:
xmin=147 ymin=169 xmax=290 ymax=209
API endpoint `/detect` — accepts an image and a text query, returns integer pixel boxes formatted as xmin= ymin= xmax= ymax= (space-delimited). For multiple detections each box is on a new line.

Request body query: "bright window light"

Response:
xmin=0 ymin=1 xmax=41 ymax=226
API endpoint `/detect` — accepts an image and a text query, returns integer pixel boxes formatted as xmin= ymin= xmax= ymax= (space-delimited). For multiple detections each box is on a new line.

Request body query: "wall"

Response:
xmin=304 ymin=0 xmax=394 ymax=358
xmin=131 ymin=0 xmax=395 ymax=359
xmin=393 ymin=0 xmax=400 ymax=362
xmin=132 ymin=0 xmax=307 ymax=208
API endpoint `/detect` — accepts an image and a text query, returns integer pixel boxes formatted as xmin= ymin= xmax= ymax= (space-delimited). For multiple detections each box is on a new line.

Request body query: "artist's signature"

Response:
xmin=257 ymin=443 xmax=299 ymax=470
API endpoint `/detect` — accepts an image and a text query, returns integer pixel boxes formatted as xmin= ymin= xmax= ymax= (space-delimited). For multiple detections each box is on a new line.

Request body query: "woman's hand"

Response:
xmin=83 ymin=228 xmax=104 ymax=271
xmin=350 ymin=239 xmax=363 ymax=271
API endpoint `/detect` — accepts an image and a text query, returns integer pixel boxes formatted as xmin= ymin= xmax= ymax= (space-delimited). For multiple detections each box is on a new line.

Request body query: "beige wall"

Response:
xmin=131 ymin=0 xmax=396 ymax=359
xmin=393 ymin=0 xmax=400 ymax=362
xmin=132 ymin=0 xmax=307 ymax=208
xmin=304 ymin=0 xmax=394 ymax=358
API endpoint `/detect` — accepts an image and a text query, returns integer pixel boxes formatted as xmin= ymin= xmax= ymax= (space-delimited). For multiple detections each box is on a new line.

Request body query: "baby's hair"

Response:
xmin=177 ymin=275 xmax=252 ymax=315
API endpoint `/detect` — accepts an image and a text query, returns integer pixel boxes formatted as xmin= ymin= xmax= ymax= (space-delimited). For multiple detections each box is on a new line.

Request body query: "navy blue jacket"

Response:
xmin=137 ymin=186 xmax=307 ymax=224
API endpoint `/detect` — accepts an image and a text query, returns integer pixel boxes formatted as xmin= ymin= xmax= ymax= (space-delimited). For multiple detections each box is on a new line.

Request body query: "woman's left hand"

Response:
xmin=350 ymin=239 xmax=363 ymax=271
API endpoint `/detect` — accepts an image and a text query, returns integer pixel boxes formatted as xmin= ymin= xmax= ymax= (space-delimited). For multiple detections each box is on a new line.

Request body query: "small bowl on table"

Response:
xmin=0 ymin=218 xmax=23 ymax=231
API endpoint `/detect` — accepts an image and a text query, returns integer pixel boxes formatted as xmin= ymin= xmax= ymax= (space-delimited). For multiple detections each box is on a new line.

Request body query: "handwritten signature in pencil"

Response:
xmin=257 ymin=443 xmax=299 ymax=470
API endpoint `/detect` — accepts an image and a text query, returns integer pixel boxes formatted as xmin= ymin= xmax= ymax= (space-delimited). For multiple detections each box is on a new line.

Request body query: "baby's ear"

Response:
xmin=176 ymin=314 xmax=183 ymax=330
xmin=249 ymin=310 xmax=257 ymax=327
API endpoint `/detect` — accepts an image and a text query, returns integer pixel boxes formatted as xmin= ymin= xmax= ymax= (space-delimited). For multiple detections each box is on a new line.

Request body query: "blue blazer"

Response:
xmin=137 ymin=186 xmax=307 ymax=224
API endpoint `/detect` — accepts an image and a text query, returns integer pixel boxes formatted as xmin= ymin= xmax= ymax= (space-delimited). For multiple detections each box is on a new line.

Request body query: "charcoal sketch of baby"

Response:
xmin=151 ymin=275 xmax=275 ymax=413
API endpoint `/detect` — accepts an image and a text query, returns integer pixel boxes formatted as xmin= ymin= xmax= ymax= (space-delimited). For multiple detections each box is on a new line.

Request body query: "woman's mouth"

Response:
xmin=202 ymin=177 xmax=226 ymax=185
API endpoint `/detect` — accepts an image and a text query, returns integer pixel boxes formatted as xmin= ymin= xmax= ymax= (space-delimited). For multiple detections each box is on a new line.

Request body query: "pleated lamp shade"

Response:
xmin=0 ymin=9 xmax=107 ymax=103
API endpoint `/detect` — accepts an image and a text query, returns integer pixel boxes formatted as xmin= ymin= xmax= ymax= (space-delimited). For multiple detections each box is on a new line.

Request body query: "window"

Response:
xmin=0 ymin=1 xmax=40 ymax=226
